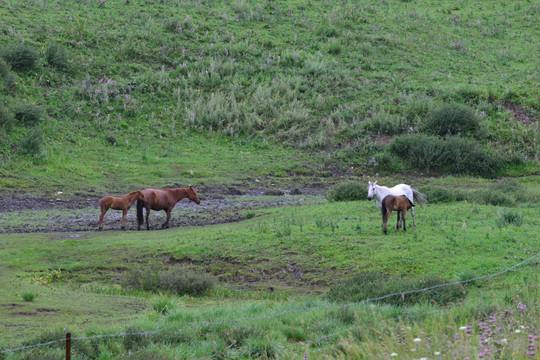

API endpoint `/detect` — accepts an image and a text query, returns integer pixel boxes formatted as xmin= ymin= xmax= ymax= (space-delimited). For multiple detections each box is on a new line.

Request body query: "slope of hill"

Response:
xmin=0 ymin=0 xmax=538 ymax=193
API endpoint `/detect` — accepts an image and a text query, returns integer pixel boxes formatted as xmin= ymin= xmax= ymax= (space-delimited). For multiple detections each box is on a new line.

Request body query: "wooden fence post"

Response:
xmin=66 ymin=332 xmax=71 ymax=360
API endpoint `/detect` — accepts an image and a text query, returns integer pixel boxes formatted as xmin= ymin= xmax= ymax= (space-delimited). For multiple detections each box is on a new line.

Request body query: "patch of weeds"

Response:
xmin=151 ymin=296 xmax=177 ymax=315
xmin=44 ymin=43 xmax=70 ymax=71
xmin=496 ymin=208 xmax=523 ymax=227
xmin=14 ymin=104 xmax=44 ymax=126
xmin=245 ymin=211 xmax=255 ymax=219
xmin=20 ymin=291 xmax=38 ymax=302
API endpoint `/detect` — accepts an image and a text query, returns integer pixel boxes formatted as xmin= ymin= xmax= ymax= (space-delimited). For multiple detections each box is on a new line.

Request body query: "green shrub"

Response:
xmin=160 ymin=267 xmax=215 ymax=296
xmin=496 ymin=208 xmax=523 ymax=227
xmin=151 ymin=296 xmax=177 ymax=314
xmin=44 ymin=43 xmax=70 ymax=70
xmin=328 ymin=272 xmax=465 ymax=306
xmin=423 ymin=103 xmax=479 ymax=136
xmin=15 ymin=104 xmax=44 ymax=126
xmin=0 ymin=104 xmax=15 ymax=130
xmin=21 ymin=292 xmax=37 ymax=302
xmin=22 ymin=128 xmax=44 ymax=156
xmin=327 ymin=181 xmax=365 ymax=202
xmin=1 ymin=43 xmax=39 ymax=71
xmin=389 ymin=134 xmax=503 ymax=178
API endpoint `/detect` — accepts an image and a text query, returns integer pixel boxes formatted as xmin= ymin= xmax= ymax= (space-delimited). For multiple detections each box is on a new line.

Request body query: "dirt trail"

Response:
xmin=0 ymin=187 xmax=324 ymax=234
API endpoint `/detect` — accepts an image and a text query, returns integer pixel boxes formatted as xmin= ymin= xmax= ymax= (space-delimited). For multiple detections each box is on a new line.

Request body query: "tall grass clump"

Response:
xmin=0 ymin=104 xmax=15 ymax=130
xmin=419 ymin=185 xmax=465 ymax=203
xmin=496 ymin=208 xmax=523 ymax=227
xmin=44 ymin=43 xmax=70 ymax=71
xmin=363 ymin=110 xmax=409 ymax=135
xmin=327 ymin=272 xmax=466 ymax=306
xmin=15 ymin=104 xmax=44 ymax=126
xmin=327 ymin=181 xmax=365 ymax=202
xmin=1 ymin=43 xmax=39 ymax=71
xmin=122 ymin=266 xmax=215 ymax=296
xmin=423 ymin=103 xmax=480 ymax=136
xmin=23 ymin=128 xmax=44 ymax=156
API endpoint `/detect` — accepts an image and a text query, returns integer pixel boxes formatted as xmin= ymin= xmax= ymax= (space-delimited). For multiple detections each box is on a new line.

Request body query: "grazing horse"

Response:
xmin=98 ymin=190 xmax=145 ymax=231
xmin=137 ymin=186 xmax=201 ymax=230
xmin=381 ymin=195 xmax=414 ymax=234
xmin=367 ymin=181 xmax=426 ymax=229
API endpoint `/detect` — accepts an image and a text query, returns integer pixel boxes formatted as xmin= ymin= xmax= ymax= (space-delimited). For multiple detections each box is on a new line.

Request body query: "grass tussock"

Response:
xmin=327 ymin=181 xmax=366 ymax=202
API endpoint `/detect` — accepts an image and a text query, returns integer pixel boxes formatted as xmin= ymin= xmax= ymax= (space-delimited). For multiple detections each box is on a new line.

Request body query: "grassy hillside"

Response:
xmin=0 ymin=0 xmax=538 ymax=192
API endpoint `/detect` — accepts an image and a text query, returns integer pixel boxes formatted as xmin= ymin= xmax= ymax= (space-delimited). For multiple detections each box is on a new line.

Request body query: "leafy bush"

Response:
xmin=388 ymin=134 xmax=503 ymax=178
xmin=327 ymin=181 xmax=365 ymax=202
xmin=496 ymin=208 xmax=523 ymax=227
xmin=15 ymin=104 xmax=44 ymax=126
xmin=423 ymin=103 xmax=479 ymax=136
xmin=23 ymin=128 xmax=44 ymax=156
xmin=44 ymin=43 xmax=70 ymax=70
xmin=0 ymin=104 xmax=15 ymax=130
xmin=151 ymin=296 xmax=177 ymax=314
xmin=1 ymin=43 xmax=39 ymax=71
xmin=328 ymin=272 xmax=465 ymax=306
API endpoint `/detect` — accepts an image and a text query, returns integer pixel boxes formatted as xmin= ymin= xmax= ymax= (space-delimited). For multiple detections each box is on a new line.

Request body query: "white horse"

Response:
xmin=367 ymin=181 xmax=426 ymax=229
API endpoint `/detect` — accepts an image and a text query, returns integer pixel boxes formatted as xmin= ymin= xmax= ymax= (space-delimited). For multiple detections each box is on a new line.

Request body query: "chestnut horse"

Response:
xmin=381 ymin=195 xmax=414 ymax=234
xmin=99 ymin=190 xmax=145 ymax=231
xmin=136 ymin=186 xmax=201 ymax=230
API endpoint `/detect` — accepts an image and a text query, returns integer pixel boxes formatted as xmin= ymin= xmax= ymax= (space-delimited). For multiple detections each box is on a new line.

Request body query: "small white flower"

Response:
xmin=420 ymin=358 xmax=428 ymax=360
xmin=391 ymin=353 xmax=398 ymax=357
xmin=459 ymin=326 xmax=468 ymax=330
xmin=515 ymin=329 xmax=521 ymax=333
xmin=413 ymin=338 xmax=422 ymax=342
xmin=434 ymin=352 xmax=441 ymax=355
xmin=501 ymin=338 xmax=508 ymax=343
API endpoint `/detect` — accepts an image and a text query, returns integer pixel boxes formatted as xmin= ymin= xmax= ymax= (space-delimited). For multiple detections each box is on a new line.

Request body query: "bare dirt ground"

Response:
xmin=0 ymin=186 xmax=324 ymax=233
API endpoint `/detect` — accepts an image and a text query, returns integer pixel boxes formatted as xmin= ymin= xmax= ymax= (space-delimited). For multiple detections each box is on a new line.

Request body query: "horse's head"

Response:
xmin=136 ymin=190 xmax=145 ymax=201
xmin=187 ymin=186 xmax=201 ymax=205
xmin=367 ymin=181 xmax=377 ymax=201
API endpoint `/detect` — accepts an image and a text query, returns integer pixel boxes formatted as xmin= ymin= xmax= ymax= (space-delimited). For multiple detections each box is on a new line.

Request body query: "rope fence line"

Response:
xmin=1 ymin=253 xmax=538 ymax=355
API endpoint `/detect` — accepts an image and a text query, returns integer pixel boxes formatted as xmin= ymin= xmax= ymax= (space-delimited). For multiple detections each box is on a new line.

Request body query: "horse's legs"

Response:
xmin=383 ymin=209 xmax=391 ymax=235
xmin=145 ymin=206 xmax=151 ymax=230
xmin=121 ymin=209 xmax=127 ymax=230
xmin=402 ymin=211 xmax=407 ymax=231
xmin=396 ymin=210 xmax=402 ymax=230
xmin=163 ymin=208 xmax=172 ymax=228
xmin=99 ymin=207 xmax=108 ymax=231
xmin=411 ymin=207 xmax=416 ymax=229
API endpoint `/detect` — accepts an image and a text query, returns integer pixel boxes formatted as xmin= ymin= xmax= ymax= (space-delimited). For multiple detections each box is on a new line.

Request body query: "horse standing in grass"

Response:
xmin=99 ymin=190 xmax=145 ymax=231
xmin=137 ymin=186 xmax=201 ymax=230
xmin=381 ymin=195 xmax=414 ymax=234
xmin=367 ymin=180 xmax=426 ymax=229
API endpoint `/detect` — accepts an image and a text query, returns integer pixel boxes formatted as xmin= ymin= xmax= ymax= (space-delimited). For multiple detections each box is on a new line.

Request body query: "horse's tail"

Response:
xmin=136 ymin=199 xmax=144 ymax=226
xmin=381 ymin=197 xmax=388 ymax=219
xmin=412 ymin=189 xmax=427 ymax=207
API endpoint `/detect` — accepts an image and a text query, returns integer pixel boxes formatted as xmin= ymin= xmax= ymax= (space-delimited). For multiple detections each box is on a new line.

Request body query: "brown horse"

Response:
xmin=136 ymin=186 xmax=201 ymax=230
xmin=381 ymin=195 xmax=414 ymax=234
xmin=99 ymin=190 xmax=145 ymax=231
